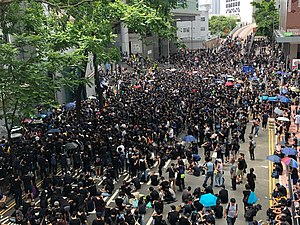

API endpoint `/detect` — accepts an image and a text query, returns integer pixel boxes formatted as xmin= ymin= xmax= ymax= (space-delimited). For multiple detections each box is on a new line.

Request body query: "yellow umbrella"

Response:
xmin=291 ymin=87 xmax=300 ymax=92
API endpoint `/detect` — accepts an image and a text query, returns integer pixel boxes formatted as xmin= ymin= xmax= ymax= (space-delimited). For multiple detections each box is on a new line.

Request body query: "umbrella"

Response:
xmin=247 ymin=191 xmax=258 ymax=204
xmin=291 ymin=87 xmax=300 ymax=92
xmin=279 ymin=96 xmax=292 ymax=103
xmin=182 ymin=135 xmax=196 ymax=142
xmin=277 ymin=117 xmax=289 ymax=122
xmin=261 ymin=95 xmax=269 ymax=101
xmin=200 ymin=193 xmax=218 ymax=207
xmin=65 ymin=142 xmax=79 ymax=150
xmin=237 ymin=80 xmax=244 ymax=84
xmin=274 ymin=108 xmax=284 ymax=115
xmin=11 ymin=133 xmax=22 ymax=139
xmin=48 ymin=129 xmax=61 ymax=133
xmin=36 ymin=113 xmax=47 ymax=118
xmin=65 ymin=102 xmax=76 ymax=110
xmin=23 ymin=118 xmax=33 ymax=123
xmin=88 ymin=96 xmax=97 ymax=100
xmin=281 ymin=157 xmax=299 ymax=168
xmin=268 ymin=96 xmax=278 ymax=102
xmin=281 ymin=147 xmax=297 ymax=155
xmin=216 ymin=80 xmax=223 ymax=84
xmin=31 ymin=119 xmax=43 ymax=124
xmin=225 ymin=82 xmax=234 ymax=87
xmin=208 ymin=74 xmax=214 ymax=77
xmin=266 ymin=155 xmax=282 ymax=163
xmin=134 ymin=85 xmax=142 ymax=89
xmin=227 ymin=77 xmax=235 ymax=81
xmin=192 ymin=71 xmax=198 ymax=74
xmin=169 ymin=68 xmax=177 ymax=72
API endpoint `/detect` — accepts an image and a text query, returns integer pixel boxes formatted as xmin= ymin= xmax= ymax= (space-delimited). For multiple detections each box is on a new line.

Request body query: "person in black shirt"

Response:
xmin=153 ymin=209 xmax=164 ymax=225
xmin=149 ymin=187 xmax=159 ymax=201
xmin=218 ymin=186 xmax=228 ymax=204
xmin=150 ymin=172 xmax=159 ymax=186
xmin=166 ymin=163 xmax=177 ymax=191
xmin=167 ymin=205 xmax=179 ymax=225
xmin=190 ymin=162 xmax=201 ymax=177
xmin=212 ymin=201 xmax=223 ymax=219
xmin=69 ymin=212 xmax=81 ymax=225
xmin=92 ymin=213 xmax=105 ymax=225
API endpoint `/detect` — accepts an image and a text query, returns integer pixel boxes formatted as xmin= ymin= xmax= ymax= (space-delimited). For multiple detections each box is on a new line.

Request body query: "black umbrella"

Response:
xmin=65 ymin=142 xmax=79 ymax=150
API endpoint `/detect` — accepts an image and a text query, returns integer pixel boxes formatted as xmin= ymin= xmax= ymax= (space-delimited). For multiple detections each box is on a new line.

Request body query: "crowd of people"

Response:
xmin=0 ymin=34 xmax=298 ymax=225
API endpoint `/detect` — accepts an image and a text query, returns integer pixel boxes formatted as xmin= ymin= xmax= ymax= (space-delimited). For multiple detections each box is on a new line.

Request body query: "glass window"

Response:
xmin=200 ymin=17 xmax=205 ymax=21
xmin=200 ymin=27 xmax=205 ymax=31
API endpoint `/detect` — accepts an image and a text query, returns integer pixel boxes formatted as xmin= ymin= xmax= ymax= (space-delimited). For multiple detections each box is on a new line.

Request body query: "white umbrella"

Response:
xmin=277 ymin=117 xmax=290 ymax=122
xmin=192 ymin=71 xmax=198 ymax=74
xmin=11 ymin=133 xmax=22 ymax=139
xmin=274 ymin=108 xmax=284 ymax=115
xmin=88 ymin=96 xmax=97 ymax=100
xmin=170 ymin=68 xmax=177 ymax=72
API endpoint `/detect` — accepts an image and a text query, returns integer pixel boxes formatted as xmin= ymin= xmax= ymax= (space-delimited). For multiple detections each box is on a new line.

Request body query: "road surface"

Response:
xmin=233 ymin=23 xmax=257 ymax=40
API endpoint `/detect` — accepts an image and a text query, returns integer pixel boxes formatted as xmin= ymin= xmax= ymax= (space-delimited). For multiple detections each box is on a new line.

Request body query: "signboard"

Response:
xmin=242 ymin=65 xmax=254 ymax=73
xmin=292 ymin=59 xmax=300 ymax=70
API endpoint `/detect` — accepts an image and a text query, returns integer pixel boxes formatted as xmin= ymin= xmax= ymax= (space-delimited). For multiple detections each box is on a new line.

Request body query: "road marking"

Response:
xmin=0 ymin=216 xmax=9 ymax=223
xmin=163 ymin=159 xmax=171 ymax=169
xmin=107 ymin=189 xmax=120 ymax=205
xmin=146 ymin=215 xmax=153 ymax=225
xmin=124 ymin=174 xmax=130 ymax=181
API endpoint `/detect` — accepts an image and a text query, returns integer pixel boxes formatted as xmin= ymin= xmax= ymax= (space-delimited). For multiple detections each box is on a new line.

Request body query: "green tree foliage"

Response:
xmin=0 ymin=1 xmax=64 ymax=141
xmin=209 ymin=15 xmax=237 ymax=38
xmin=251 ymin=0 xmax=279 ymax=38
xmin=0 ymin=0 xmax=183 ymax=125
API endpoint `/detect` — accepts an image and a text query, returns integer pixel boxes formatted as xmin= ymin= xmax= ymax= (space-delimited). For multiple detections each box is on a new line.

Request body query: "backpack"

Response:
xmin=244 ymin=207 xmax=256 ymax=221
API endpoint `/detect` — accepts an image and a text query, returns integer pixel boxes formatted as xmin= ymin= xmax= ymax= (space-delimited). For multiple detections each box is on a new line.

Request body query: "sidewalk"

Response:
xmin=275 ymin=105 xmax=300 ymax=197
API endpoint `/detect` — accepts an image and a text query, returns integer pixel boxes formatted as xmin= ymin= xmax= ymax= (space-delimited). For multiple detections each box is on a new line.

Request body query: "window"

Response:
xmin=200 ymin=27 xmax=205 ymax=31
xmin=200 ymin=17 xmax=205 ymax=21
xmin=183 ymin=28 xmax=190 ymax=33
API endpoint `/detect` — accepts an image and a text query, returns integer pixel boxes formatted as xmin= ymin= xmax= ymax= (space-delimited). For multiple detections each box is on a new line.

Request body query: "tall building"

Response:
xmin=274 ymin=0 xmax=300 ymax=68
xmin=210 ymin=0 xmax=221 ymax=14
xmin=220 ymin=0 xmax=254 ymax=23
xmin=176 ymin=0 xmax=210 ymax=49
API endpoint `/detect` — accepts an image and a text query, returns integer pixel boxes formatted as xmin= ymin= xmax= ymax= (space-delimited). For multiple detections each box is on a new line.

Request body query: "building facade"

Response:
xmin=220 ymin=0 xmax=253 ymax=23
xmin=176 ymin=1 xmax=210 ymax=49
xmin=275 ymin=0 xmax=300 ymax=68
xmin=210 ymin=0 xmax=221 ymax=14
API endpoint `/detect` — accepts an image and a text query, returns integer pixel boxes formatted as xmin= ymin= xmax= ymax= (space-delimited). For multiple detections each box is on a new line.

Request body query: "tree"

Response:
xmin=251 ymin=0 xmax=279 ymax=38
xmin=43 ymin=0 xmax=184 ymax=120
xmin=209 ymin=15 xmax=237 ymax=38
xmin=0 ymin=1 xmax=64 ymax=142
xmin=0 ymin=0 xmax=184 ymax=124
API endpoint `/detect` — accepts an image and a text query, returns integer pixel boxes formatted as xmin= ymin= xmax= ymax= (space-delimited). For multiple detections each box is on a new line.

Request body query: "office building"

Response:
xmin=220 ymin=0 xmax=253 ymax=23
xmin=274 ymin=0 xmax=300 ymax=68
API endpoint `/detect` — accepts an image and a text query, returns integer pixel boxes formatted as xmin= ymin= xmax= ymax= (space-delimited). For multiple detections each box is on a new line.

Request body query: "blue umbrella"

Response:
xmin=36 ymin=113 xmax=47 ymax=118
xmin=281 ymin=147 xmax=297 ymax=156
xmin=279 ymin=96 xmax=292 ymax=103
xmin=183 ymin=135 xmax=196 ymax=142
xmin=48 ymin=129 xmax=61 ymax=133
xmin=200 ymin=193 xmax=218 ymax=207
xmin=266 ymin=155 xmax=282 ymax=163
xmin=247 ymin=191 xmax=258 ymax=204
xmin=65 ymin=102 xmax=76 ymax=110
xmin=268 ymin=96 xmax=278 ymax=102
xmin=261 ymin=95 xmax=269 ymax=101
